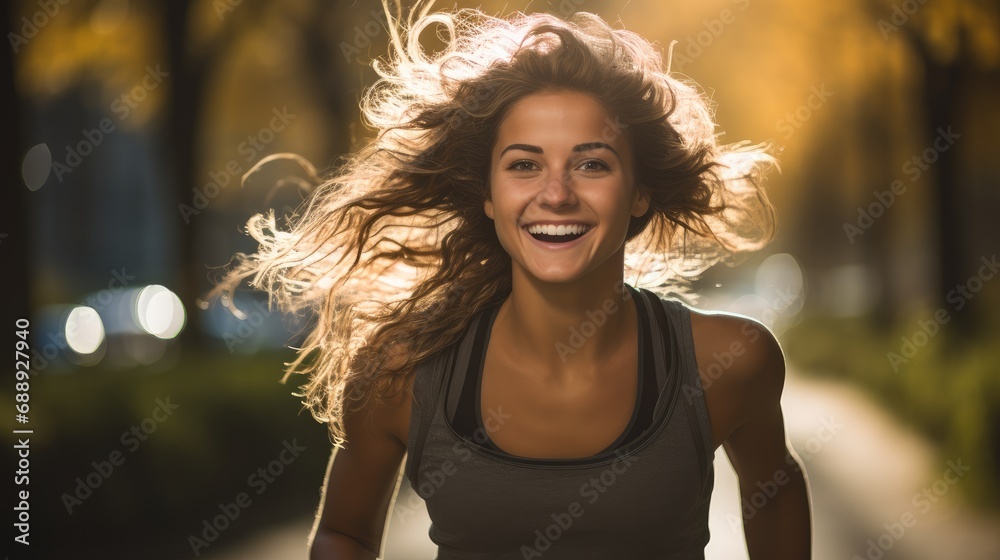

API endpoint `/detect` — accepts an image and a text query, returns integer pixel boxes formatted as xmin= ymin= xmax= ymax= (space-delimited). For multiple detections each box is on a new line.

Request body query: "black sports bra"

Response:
xmin=448 ymin=284 xmax=661 ymax=459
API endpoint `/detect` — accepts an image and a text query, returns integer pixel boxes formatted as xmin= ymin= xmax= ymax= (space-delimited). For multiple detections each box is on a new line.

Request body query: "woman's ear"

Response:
xmin=484 ymin=198 xmax=495 ymax=220
xmin=631 ymin=184 xmax=651 ymax=218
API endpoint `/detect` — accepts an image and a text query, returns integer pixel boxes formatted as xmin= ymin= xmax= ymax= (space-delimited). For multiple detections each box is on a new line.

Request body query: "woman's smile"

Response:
xmin=521 ymin=222 xmax=594 ymax=248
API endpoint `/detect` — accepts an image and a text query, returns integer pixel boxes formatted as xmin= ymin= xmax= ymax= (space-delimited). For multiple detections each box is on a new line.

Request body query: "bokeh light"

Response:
xmin=21 ymin=143 xmax=51 ymax=191
xmin=65 ymin=306 xmax=106 ymax=355
xmin=134 ymin=285 xmax=186 ymax=339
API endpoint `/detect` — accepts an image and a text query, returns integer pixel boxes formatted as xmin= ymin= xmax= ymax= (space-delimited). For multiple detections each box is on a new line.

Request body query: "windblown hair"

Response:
xmin=204 ymin=0 xmax=777 ymax=446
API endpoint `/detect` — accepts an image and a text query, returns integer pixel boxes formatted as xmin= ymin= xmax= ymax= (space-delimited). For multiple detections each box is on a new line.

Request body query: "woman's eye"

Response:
xmin=508 ymin=160 xmax=538 ymax=172
xmin=579 ymin=160 xmax=609 ymax=171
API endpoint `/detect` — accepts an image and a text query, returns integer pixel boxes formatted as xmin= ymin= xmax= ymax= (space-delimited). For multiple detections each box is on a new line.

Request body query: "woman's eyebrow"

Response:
xmin=499 ymin=143 xmax=543 ymax=157
xmin=499 ymin=142 xmax=620 ymax=158
xmin=574 ymin=142 xmax=619 ymax=158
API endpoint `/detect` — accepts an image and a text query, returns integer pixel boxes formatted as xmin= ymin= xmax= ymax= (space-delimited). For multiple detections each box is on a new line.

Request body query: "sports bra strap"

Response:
xmin=648 ymin=292 xmax=712 ymax=484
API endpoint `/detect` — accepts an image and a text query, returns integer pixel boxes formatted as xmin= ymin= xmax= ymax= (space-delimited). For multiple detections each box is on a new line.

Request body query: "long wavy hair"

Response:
xmin=203 ymin=0 xmax=777 ymax=446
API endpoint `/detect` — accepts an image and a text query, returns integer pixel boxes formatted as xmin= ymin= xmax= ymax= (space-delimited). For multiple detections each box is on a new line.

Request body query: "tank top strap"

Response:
xmin=642 ymin=290 xmax=715 ymax=485
xmin=404 ymin=306 xmax=488 ymax=485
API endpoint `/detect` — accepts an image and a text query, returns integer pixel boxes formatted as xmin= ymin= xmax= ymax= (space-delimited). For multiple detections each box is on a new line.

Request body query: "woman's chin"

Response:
xmin=515 ymin=263 xmax=588 ymax=284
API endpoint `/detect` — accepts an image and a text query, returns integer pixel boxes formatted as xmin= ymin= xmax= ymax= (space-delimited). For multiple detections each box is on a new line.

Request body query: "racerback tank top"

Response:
xmin=403 ymin=285 xmax=715 ymax=559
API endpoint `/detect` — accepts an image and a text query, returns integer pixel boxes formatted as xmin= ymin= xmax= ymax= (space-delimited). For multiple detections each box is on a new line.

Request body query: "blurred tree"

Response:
xmin=166 ymin=0 xmax=369 ymax=343
xmin=866 ymin=0 xmax=1000 ymax=334
xmin=297 ymin=0 xmax=363 ymax=158
xmin=163 ymin=1 xmax=269 ymax=346
xmin=13 ymin=0 xmax=174 ymax=307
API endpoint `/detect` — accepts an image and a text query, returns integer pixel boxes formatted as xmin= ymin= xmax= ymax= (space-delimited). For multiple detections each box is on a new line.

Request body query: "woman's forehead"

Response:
xmin=493 ymin=91 xmax=628 ymax=154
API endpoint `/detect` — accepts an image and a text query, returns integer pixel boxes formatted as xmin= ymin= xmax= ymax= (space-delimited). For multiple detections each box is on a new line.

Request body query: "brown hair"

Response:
xmin=203 ymin=0 xmax=777 ymax=446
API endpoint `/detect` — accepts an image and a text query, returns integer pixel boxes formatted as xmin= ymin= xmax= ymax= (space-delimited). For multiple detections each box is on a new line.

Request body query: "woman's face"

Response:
xmin=485 ymin=90 xmax=649 ymax=284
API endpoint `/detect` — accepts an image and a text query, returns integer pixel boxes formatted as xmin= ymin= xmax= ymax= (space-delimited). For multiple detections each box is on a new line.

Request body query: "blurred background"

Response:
xmin=2 ymin=0 xmax=999 ymax=558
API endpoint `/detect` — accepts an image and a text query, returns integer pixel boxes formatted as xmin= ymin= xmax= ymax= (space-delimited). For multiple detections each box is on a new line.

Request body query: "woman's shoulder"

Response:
xmin=632 ymin=288 xmax=785 ymax=395
xmin=657 ymin=302 xmax=785 ymax=447
xmin=683 ymin=305 xmax=786 ymax=440
xmin=351 ymin=342 xmax=419 ymax=449
xmin=368 ymin=337 xmax=459 ymax=447
xmin=684 ymin=305 xmax=785 ymax=389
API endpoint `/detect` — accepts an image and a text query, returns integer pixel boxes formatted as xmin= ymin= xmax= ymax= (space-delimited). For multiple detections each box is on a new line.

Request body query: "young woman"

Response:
xmin=206 ymin=1 xmax=811 ymax=557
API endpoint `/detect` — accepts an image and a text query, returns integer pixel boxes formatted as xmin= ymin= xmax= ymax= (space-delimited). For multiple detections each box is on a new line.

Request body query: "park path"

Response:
xmin=198 ymin=366 xmax=1000 ymax=560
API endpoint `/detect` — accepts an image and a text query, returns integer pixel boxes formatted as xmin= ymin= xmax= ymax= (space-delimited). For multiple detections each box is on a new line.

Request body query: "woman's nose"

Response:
xmin=537 ymin=169 xmax=575 ymax=207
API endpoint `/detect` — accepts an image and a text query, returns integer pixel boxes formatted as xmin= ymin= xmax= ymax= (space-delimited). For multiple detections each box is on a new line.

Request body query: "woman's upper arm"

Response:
xmin=310 ymin=371 xmax=414 ymax=557
xmin=689 ymin=310 xmax=786 ymax=451
xmin=691 ymin=311 xmax=789 ymax=474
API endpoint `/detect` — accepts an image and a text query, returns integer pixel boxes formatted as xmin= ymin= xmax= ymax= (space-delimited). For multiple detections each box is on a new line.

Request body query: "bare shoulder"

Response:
xmin=687 ymin=307 xmax=785 ymax=389
xmin=351 ymin=343 xmax=418 ymax=450
xmin=685 ymin=306 xmax=786 ymax=445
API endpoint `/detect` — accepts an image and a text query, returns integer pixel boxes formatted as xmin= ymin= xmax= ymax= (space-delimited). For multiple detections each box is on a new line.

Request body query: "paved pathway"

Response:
xmin=199 ymin=367 xmax=1000 ymax=559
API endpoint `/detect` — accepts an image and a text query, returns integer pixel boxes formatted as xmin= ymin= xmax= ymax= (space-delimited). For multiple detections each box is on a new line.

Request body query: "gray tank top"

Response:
xmin=403 ymin=285 xmax=715 ymax=559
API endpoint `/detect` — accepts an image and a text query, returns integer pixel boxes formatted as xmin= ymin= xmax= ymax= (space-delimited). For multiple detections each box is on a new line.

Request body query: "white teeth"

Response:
xmin=526 ymin=224 xmax=591 ymax=235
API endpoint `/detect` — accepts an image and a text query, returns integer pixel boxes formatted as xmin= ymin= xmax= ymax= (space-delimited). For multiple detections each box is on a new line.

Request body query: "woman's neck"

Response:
xmin=496 ymin=258 xmax=637 ymax=380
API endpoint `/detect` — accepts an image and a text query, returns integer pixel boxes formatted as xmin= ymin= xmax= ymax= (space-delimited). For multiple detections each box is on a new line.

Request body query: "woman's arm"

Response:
xmin=308 ymin=372 xmax=414 ymax=560
xmin=724 ymin=401 xmax=812 ymax=558
xmin=720 ymin=324 xmax=812 ymax=559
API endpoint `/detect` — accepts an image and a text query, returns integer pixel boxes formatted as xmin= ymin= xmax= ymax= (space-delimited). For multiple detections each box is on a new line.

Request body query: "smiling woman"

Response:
xmin=485 ymin=91 xmax=649 ymax=286
xmin=202 ymin=0 xmax=808 ymax=558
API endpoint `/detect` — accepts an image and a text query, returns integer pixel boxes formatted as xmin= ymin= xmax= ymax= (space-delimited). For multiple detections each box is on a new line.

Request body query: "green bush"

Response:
xmin=782 ymin=308 xmax=1000 ymax=510
xmin=24 ymin=349 xmax=333 ymax=559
